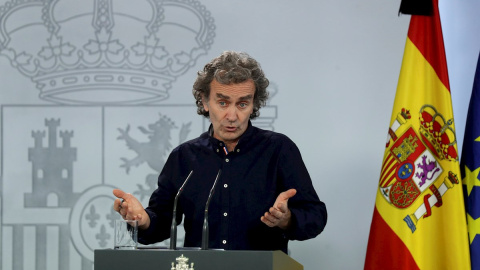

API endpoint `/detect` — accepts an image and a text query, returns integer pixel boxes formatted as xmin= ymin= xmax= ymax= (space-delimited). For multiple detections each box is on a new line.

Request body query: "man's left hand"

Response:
xmin=261 ymin=189 xmax=297 ymax=230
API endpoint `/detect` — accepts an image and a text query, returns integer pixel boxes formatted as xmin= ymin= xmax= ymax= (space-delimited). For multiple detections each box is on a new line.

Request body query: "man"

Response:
xmin=113 ymin=51 xmax=327 ymax=253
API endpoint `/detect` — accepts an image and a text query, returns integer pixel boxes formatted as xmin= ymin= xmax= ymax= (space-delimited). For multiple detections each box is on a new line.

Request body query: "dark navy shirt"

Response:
xmin=139 ymin=122 xmax=327 ymax=253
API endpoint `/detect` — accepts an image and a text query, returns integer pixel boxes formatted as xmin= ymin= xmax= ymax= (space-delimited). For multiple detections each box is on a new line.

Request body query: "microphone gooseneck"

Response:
xmin=201 ymin=169 xmax=222 ymax=250
xmin=170 ymin=170 xmax=193 ymax=250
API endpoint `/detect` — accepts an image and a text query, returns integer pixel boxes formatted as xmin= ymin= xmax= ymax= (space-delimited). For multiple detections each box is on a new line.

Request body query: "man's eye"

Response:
xmin=238 ymin=103 xmax=247 ymax=108
xmin=219 ymin=101 xmax=227 ymax=106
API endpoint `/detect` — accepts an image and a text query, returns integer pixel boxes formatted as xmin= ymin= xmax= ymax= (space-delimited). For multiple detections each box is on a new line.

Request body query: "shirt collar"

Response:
xmin=207 ymin=121 xmax=255 ymax=151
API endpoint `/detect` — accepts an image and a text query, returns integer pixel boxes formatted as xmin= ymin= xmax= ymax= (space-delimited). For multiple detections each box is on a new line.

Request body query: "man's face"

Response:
xmin=203 ymin=79 xmax=255 ymax=149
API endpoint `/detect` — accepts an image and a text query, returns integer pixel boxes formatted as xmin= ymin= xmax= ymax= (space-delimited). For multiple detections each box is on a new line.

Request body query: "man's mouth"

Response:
xmin=225 ymin=126 xmax=237 ymax=132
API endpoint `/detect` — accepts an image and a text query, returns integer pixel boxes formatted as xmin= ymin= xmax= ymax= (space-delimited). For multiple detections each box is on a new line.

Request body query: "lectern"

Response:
xmin=94 ymin=249 xmax=303 ymax=270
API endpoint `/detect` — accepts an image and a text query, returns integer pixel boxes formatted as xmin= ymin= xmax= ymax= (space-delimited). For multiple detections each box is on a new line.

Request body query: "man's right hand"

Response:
xmin=113 ymin=189 xmax=151 ymax=230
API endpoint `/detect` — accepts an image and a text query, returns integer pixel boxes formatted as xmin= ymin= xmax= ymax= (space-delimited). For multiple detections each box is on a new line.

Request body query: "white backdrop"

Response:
xmin=0 ymin=0 xmax=479 ymax=269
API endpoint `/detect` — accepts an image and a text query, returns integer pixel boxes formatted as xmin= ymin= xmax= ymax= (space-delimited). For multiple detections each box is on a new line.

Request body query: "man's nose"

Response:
xmin=225 ymin=106 xmax=237 ymax=122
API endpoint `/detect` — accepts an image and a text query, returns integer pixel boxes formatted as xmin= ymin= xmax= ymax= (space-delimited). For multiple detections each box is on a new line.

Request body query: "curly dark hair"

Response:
xmin=193 ymin=51 xmax=269 ymax=119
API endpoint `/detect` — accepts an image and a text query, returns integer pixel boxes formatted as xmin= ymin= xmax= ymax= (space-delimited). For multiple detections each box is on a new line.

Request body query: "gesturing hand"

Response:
xmin=260 ymin=189 xmax=297 ymax=230
xmin=113 ymin=189 xmax=150 ymax=230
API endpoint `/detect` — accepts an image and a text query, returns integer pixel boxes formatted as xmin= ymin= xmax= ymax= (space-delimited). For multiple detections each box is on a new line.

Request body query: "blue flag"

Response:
xmin=461 ymin=52 xmax=480 ymax=270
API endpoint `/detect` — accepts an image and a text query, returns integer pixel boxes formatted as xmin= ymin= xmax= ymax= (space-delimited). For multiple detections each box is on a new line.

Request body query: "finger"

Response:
xmin=269 ymin=207 xmax=284 ymax=219
xmin=273 ymin=203 xmax=287 ymax=213
xmin=119 ymin=207 xmax=127 ymax=219
xmin=113 ymin=189 xmax=126 ymax=199
xmin=116 ymin=202 xmax=129 ymax=220
xmin=117 ymin=200 xmax=131 ymax=219
xmin=263 ymin=211 xmax=279 ymax=224
xmin=260 ymin=216 xmax=276 ymax=227
xmin=273 ymin=189 xmax=297 ymax=211
xmin=113 ymin=198 xmax=123 ymax=212
xmin=278 ymin=189 xmax=297 ymax=201
xmin=122 ymin=192 xmax=135 ymax=202
xmin=122 ymin=202 xmax=135 ymax=220
xmin=125 ymin=203 xmax=142 ymax=221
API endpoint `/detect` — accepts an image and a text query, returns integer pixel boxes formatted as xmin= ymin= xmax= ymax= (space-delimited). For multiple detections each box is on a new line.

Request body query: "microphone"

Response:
xmin=201 ymin=169 xmax=222 ymax=250
xmin=170 ymin=170 xmax=194 ymax=250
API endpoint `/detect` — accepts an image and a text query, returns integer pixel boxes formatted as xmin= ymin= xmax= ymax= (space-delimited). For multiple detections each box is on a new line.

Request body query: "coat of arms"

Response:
xmin=378 ymin=105 xmax=459 ymax=233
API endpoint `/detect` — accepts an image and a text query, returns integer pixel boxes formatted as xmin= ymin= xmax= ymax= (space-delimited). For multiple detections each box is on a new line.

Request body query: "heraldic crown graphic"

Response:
xmin=418 ymin=104 xmax=458 ymax=161
xmin=0 ymin=0 xmax=215 ymax=104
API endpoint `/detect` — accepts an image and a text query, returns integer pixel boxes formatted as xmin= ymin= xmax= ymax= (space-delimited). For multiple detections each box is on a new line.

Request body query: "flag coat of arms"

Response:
xmin=364 ymin=0 xmax=471 ymax=269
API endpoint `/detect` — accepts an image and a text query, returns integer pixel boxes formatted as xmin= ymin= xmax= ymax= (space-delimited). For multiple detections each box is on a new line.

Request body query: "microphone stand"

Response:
xmin=170 ymin=170 xmax=194 ymax=250
xmin=201 ymin=169 xmax=222 ymax=250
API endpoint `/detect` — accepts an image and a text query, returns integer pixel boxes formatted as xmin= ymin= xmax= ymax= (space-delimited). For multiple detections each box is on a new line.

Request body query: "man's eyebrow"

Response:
xmin=238 ymin=94 xmax=254 ymax=101
xmin=216 ymin=93 xmax=230 ymax=100
xmin=215 ymin=93 xmax=253 ymax=101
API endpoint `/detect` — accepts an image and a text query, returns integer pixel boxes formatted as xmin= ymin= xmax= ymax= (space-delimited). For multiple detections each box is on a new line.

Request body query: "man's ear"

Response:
xmin=202 ymin=95 xmax=209 ymax=112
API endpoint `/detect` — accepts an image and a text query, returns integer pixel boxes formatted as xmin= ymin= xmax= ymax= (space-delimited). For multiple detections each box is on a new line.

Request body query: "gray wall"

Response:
xmin=0 ymin=0 xmax=479 ymax=269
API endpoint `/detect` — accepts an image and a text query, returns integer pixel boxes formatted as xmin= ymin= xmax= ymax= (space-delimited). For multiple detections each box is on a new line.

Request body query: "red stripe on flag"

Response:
xmin=364 ymin=207 xmax=419 ymax=270
xmin=379 ymin=154 xmax=396 ymax=187
xmin=407 ymin=0 xmax=449 ymax=91
xmin=380 ymin=165 xmax=396 ymax=188
xmin=381 ymin=169 xmax=396 ymax=188
xmin=380 ymin=154 xmax=395 ymax=176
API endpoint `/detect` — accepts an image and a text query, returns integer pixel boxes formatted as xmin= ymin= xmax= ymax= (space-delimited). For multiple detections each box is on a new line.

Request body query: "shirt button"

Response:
xmin=225 ymin=158 xmax=229 ymax=162
xmin=223 ymin=212 xmax=228 ymax=217
xmin=236 ymin=149 xmax=240 ymax=152
xmin=216 ymin=149 xmax=219 ymax=152
xmin=224 ymin=184 xmax=228 ymax=188
xmin=222 ymin=240 xmax=227 ymax=244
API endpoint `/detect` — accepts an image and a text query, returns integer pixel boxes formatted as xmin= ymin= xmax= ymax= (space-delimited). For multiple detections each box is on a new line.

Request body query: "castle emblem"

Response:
xmin=25 ymin=118 xmax=79 ymax=207
xmin=379 ymin=104 xmax=459 ymax=233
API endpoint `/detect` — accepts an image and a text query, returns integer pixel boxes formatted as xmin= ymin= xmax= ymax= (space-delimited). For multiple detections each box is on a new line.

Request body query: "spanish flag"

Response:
xmin=460 ymin=52 xmax=480 ymax=270
xmin=364 ymin=0 xmax=471 ymax=269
